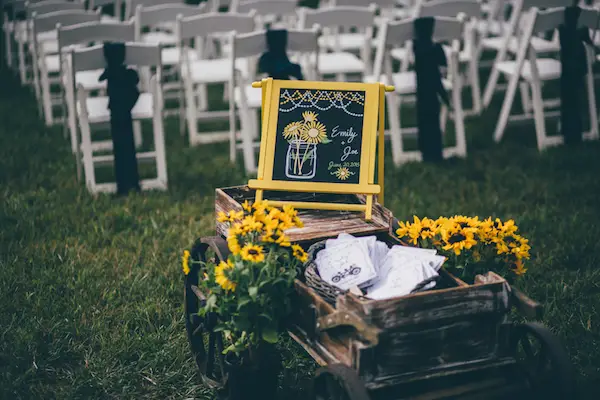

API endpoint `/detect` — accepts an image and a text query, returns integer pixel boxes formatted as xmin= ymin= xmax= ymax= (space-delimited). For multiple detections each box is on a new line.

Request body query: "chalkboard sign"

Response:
xmin=271 ymin=88 xmax=365 ymax=184
xmin=248 ymin=79 xmax=394 ymax=220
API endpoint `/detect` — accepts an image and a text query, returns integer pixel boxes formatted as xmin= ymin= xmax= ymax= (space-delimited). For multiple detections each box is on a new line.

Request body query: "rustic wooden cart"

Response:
xmin=184 ymin=186 xmax=576 ymax=400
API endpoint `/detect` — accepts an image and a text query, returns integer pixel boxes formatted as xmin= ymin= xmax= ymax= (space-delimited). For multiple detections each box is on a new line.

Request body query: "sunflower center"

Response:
xmin=248 ymin=249 xmax=259 ymax=255
xmin=307 ymin=128 xmax=319 ymax=138
xmin=448 ymin=233 xmax=467 ymax=244
xmin=459 ymin=222 xmax=470 ymax=228
xmin=422 ymin=226 xmax=431 ymax=232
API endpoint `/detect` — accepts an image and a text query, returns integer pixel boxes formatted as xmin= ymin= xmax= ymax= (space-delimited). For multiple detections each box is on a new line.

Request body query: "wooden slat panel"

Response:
xmin=215 ymin=186 xmax=392 ymax=246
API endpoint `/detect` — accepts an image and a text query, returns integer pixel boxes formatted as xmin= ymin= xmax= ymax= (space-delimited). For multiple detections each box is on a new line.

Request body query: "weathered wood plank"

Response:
xmin=215 ymin=186 xmax=391 ymax=246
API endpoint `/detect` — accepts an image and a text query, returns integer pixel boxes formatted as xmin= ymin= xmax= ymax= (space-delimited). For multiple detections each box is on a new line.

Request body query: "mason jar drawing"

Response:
xmin=285 ymin=139 xmax=317 ymax=179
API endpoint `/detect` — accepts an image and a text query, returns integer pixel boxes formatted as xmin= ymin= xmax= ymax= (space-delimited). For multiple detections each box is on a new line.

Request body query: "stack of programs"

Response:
xmin=314 ymin=233 xmax=445 ymax=300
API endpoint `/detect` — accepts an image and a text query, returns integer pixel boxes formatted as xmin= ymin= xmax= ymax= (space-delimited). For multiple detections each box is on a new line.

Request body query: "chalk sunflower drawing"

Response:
xmin=302 ymin=111 xmax=318 ymax=122
xmin=332 ymin=167 xmax=354 ymax=181
xmin=283 ymin=121 xmax=303 ymax=140
xmin=300 ymin=121 xmax=327 ymax=144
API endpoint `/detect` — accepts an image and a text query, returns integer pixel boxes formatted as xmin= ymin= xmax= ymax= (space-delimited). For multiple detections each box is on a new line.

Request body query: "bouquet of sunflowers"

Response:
xmin=183 ymin=201 xmax=307 ymax=356
xmin=395 ymin=215 xmax=530 ymax=280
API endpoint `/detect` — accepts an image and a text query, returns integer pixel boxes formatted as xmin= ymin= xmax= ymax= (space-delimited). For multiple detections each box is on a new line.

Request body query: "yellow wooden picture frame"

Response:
xmin=248 ymin=78 xmax=393 ymax=220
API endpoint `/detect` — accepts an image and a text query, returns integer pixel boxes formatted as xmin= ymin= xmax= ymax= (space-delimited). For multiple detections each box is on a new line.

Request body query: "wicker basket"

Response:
xmin=304 ymin=240 xmax=441 ymax=306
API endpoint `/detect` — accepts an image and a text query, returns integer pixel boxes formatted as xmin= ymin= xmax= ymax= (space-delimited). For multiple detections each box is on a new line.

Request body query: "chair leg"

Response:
xmin=586 ymin=59 xmax=599 ymax=140
xmin=17 ymin=41 xmax=27 ymax=83
xmin=519 ymin=81 xmax=532 ymax=114
xmin=133 ymin=121 xmax=142 ymax=148
xmin=386 ymin=92 xmax=404 ymax=166
xmin=229 ymin=101 xmax=237 ymax=163
xmin=468 ymin=59 xmax=482 ymax=115
xmin=152 ymin=111 xmax=168 ymax=188
xmin=529 ymin=78 xmax=547 ymax=151
xmin=4 ymin=26 xmax=13 ymax=70
xmin=493 ymin=74 xmax=519 ymax=143
xmin=79 ymin=117 xmax=97 ymax=192
xmin=483 ymin=57 xmax=502 ymax=109
xmin=197 ymin=83 xmax=208 ymax=111
xmin=451 ymin=78 xmax=467 ymax=158
xmin=41 ymin=74 xmax=54 ymax=126
xmin=185 ymin=82 xmax=199 ymax=145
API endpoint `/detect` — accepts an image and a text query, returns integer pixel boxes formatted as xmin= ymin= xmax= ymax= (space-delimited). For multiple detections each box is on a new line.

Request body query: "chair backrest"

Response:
xmin=417 ymin=0 xmax=483 ymax=19
xmin=70 ymin=41 xmax=162 ymax=72
xmin=236 ymin=0 xmax=297 ymax=15
xmin=58 ymin=21 xmax=135 ymax=50
xmin=232 ymin=26 xmax=319 ymax=59
xmin=231 ymin=26 xmax=319 ymax=81
xmin=176 ymin=11 xmax=256 ymax=40
xmin=32 ymin=9 xmax=101 ymax=34
xmin=298 ymin=5 xmax=378 ymax=29
xmin=530 ymin=5 xmax=599 ymax=34
xmin=330 ymin=0 xmax=397 ymax=7
xmin=373 ymin=15 xmax=465 ymax=78
xmin=26 ymin=0 xmax=85 ymax=20
xmin=134 ymin=3 xmax=207 ymax=30
xmin=124 ymin=0 xmax=181 ymax=20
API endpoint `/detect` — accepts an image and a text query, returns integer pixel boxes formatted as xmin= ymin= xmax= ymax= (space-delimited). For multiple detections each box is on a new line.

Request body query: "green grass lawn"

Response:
xmin=1 ymin=63 xmax=600 ymax=400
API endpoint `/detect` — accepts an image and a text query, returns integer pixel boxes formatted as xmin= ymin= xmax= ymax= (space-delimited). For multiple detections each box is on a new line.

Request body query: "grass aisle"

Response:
xmin=1 ymin=69 xmax=599 ymax=399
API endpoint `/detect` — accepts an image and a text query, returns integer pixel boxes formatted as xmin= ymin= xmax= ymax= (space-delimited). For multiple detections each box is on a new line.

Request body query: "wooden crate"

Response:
xmin=216 ymin=186 xmax=515 ymax=390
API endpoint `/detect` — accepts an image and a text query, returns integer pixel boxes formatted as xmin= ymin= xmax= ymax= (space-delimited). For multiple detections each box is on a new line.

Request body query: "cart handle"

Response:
xmin=316 ymin=310 xmax=381 ymax=346
xmin=511 ymin=286 xmax=543 ymax=320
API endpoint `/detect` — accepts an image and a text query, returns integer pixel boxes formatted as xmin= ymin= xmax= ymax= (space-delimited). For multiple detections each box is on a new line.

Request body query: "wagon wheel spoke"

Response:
xmin=511 ymin=322 xmax=576 ymax=399
xmin=184 ymin=236 xmax=231 ymax=389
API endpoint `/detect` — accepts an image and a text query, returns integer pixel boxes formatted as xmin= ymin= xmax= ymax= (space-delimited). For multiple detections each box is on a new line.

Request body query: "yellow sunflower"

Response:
xmin=292 ymin=244 xmax=308 ymax=263
xmin=511 ymin=259 xmax=528 ymax=276
xmin=182 ymin=250 xmax=191 ymax=275
xmin=302 ymin=111 xmax=318 ymax=122
xmin=441 ymin=226 xmax=477 ymax=256
xmin=217 ymin=209 xmax=244 ymax=223
xmin=242 ymin=200 xmax=252 ymax=212
xmin=332 ymin=167 xmax=354 ymax=181
xmin=451 ymin=215 xmax=480 ymax=229
xmin=215 ymin=260 xmax=236 ymax=291
xmin=227 ymin=234 xmax=242 ymax=255
xmin=240 ymin=215 xmax=263 ymax=234
xmin=300 ymin=121 xmax=327 ymax=144
xmin=240 ymin=244 xmax=265 ymax=263
xmin=283 ymin=121 xmax=303 ymax=140
xmin=263 ymin=230 xmax=291 ymax=247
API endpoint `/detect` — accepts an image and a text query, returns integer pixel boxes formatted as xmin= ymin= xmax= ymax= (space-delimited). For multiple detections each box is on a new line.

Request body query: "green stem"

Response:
xmin=298 ymin=143 xmax=312 ymax=173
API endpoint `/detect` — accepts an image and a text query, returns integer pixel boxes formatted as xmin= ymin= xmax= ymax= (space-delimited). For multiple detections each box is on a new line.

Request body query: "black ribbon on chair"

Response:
xmin=99 ymin=42 xmax=141 ymax=195
xmin=413 ymin=17 xmax=450 ymax=163
xmin=258 ymin=29 xmax=304 ymax=80
xmin=558 ymin=6 xmax=593 ymax=145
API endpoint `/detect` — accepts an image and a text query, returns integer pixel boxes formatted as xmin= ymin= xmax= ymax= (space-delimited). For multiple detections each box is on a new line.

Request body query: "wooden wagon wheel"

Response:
xmin=511 ymin=322 xmax=576 ymax=400
xmin=184 ymin=236 xmax=231 ymax=390
xmin=312 ymin=364 xmax=372 ymax=400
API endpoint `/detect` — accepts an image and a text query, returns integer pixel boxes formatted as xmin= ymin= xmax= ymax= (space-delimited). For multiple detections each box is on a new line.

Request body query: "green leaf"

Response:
xmin=237 ymin=296 xmax=251 ymax=310
xmin=248 ymin=286 xmax=258 ymax=299
xmin=261 ymin=327 xmax=279 ymax=344
xmin=321 ymin=137 xmax=332 ymax=144
xmin=206 ymin=294 xmax=217 ymax=309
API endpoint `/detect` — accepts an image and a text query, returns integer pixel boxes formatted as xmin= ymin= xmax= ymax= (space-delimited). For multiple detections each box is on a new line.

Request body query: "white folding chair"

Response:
xmin=329 ymin=0 xmax=403 ymax=21
xmin=89 ymin=0 xmax=123 ymax=22
xmin=229 ymin=27 xmax=319 ymax=173
xmin=235 ymin=0 xmax=298 ymax=29
xmin=416 ymin=0 xmax=484 ymax=115
xmin=123 ymin=0 xmax=181 ymax=21
xmin=369 ymin=15 xmax=467 ymax=165
xmin=176 ymin=11 xmax=257 ymax=145
xmin=59 ymin=21 xmax=137 ymax=153
xmin=492 ymin=6 xmax=599 ymax=149
xmin=74 ymin=42 xmax=167 ymax=193
xmin=30 ymin=9 xmax=101 ymax=125
xmin=298 ymin=5 xmax=377 ymax=80
xmin=481 ymin=0 xmax=570 ymax=108
xmin=11 ymin=0 xmax=85 ymax=84
xmin=133 ymin=3 xmax=207 ymax=118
